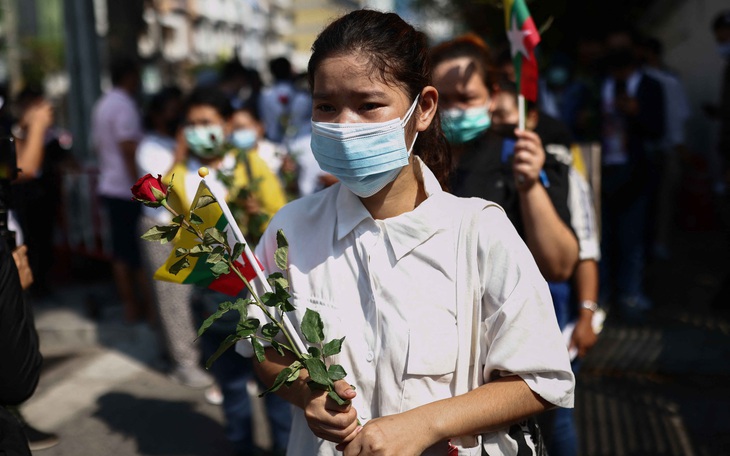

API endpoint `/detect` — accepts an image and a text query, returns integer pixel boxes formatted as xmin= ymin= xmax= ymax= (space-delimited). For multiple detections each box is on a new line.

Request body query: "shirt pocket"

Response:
xmin=405 ymin=323 xmax=458 ymax=376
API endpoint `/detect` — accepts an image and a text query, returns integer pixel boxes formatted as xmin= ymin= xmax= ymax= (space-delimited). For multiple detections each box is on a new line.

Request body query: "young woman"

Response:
xmin=244 ymin=10 xmax=573 ymax=456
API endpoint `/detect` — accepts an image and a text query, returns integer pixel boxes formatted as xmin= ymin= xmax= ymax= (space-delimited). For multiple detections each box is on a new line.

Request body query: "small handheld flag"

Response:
xmin=504 ymin=0 xmax=541 ymax=103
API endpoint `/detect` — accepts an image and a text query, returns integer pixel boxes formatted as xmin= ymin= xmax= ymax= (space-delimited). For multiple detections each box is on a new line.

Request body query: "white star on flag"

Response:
xmin=507 ymin=15 xmax=531 ymax=60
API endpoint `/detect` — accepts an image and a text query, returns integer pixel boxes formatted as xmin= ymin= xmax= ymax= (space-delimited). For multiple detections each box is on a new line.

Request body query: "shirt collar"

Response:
xmin=335 ymin=157 xmax=453 ymax=260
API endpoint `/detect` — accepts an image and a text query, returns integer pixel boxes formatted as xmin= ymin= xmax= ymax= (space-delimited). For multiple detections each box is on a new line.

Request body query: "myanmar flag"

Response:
xmin=504 ymin=0 xmax=541 ymax=102
xmin=154 ymin=181 xmax=261 ymax=296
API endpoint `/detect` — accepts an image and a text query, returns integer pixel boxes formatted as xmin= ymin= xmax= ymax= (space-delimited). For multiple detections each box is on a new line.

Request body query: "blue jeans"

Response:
xmin=544 ymin=281 xmax=578 ymax=456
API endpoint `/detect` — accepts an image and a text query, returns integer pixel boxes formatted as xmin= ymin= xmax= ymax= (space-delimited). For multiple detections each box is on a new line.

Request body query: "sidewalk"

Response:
xmin=23 ymin=282 xmax=273 ymax=456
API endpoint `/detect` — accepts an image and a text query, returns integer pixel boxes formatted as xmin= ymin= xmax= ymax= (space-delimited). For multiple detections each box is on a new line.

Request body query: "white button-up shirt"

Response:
xmin=241 ymin=158 xmax=574 ymax=455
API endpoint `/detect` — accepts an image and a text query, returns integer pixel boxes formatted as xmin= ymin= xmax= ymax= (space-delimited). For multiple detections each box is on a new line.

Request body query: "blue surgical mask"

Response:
xmin=185 ymin=125 xmax=226 ymax=158
xmin=441 ymin=105 xmax=491 ymax=144
xmin=230 ymin=128 xmax=258 ymax=151
xmin=310 ymin=96 xmax=420 ymax=198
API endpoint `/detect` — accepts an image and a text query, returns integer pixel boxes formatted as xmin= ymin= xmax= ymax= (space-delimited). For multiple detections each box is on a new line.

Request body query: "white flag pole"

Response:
xmin=200 ymin=177 xmax=307 ymax=355
xmin=518 ymin=94 xmax=526 ymax=131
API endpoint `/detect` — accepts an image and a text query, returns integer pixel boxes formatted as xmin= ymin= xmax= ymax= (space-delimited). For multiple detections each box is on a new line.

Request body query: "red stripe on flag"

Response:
xmin=521 ymin=51 xmax=539 ymax=102
xmin=207 ymin=256 xmax=262 ymax=297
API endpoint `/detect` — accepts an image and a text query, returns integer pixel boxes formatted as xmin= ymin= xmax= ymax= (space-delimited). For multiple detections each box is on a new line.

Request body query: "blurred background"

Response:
xmin=1 ymin=0 xmax=729 ymax=455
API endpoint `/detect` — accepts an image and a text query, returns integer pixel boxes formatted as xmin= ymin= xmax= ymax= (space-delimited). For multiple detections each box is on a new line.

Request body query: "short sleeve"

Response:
xmin=113 ymin=101 xmax=142 ymax=143
xmin=477 ymin=206 xmax=575 ymax=408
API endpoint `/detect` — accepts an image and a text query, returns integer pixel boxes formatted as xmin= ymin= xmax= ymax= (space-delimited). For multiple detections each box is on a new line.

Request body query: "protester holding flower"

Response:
xmin=241 ymin=10 xmax=574 ymax=456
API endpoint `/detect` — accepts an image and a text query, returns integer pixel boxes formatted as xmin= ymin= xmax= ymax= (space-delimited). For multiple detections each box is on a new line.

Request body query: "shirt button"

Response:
xmin=365 ymin=351 xmax=374 ymax=362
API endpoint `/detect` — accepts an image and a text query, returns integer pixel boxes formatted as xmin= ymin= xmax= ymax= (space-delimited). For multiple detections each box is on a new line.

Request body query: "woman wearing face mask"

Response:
xmin=135 ymin=87 xmax=216 ymax=390
xmin=431 ymin=35 xmax=578 ymax=282
xmin=240 ymin=10 xmax=574 ymax=456
xmin=165 ymin=87 xmax=291 ymax=456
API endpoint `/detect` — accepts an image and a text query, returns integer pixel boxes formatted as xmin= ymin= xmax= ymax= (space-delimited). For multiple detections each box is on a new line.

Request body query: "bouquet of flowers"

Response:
xmin=131 ymin=171 xmax=350 ymax=404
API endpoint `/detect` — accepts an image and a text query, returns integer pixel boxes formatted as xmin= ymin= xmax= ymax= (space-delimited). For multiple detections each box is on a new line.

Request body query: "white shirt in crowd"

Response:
xmin=239 ymin=157 xmax=574 ymax=456
xmin=567 ymin=167 xmax=601 ymax=262
xmin=92 ymin=88 xmax=143 ymax=199
xmin=643 ymin=66 xmax=691 ymax=150
xmin=135 ymin=133 xmax=176 ymax=223
xmin=259 ymin=82 xmax=312 ymax=144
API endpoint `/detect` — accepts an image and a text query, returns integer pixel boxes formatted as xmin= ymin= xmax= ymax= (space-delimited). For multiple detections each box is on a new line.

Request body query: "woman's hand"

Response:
xmin=304 ymin=380 xmax=359 ymax=444
xmin=570 ymin=309 xmax=598 ymax=358
xmin=512 ymin=129 xmax=546 ymax=191
xmin=12 ymin=245 xmax=34 ymax=290
xmin=340 ymin=411 xmax=435 ymax=456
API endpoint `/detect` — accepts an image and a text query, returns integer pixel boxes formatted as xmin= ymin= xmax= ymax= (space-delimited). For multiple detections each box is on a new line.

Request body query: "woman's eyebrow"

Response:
xmin=312 ymin=90 xmax=388 ymax=99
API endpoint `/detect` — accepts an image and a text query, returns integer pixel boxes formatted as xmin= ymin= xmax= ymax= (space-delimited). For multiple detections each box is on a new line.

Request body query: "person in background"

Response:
xmin=637 ymin=36 xmax=691 ymax=260
xmin=0 ymin=236 xmax=44 ymax=456
xmin=599 ymin=29 xmax=664 ymax=322
xmin=707 ymin=10 xmax=730 ymax=314
xmin=431 ymin=34 xmax=579 ymax=282
xmin=91 ymin=57 xmax=155 ymax=324
xmin=490 ymin=78 xmax=600 ymax=456
xmin=135 ymin=87 xmax=214 ymax=389
xmin=168 ymin=87 xmax=291 ymax=456
xmin=258 ymin=57 xmax=312 ymax=145
xmin=11 ymin=86 xmax=71 ymax=297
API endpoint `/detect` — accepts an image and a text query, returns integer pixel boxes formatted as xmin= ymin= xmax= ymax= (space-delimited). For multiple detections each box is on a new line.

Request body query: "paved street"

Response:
xmin=19 ymin=226 xmax=730 ymax=456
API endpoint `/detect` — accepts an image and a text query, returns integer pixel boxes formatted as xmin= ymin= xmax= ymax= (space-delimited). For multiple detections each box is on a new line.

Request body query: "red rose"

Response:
xmin=131 ymin=174 xmax=168 ymax=207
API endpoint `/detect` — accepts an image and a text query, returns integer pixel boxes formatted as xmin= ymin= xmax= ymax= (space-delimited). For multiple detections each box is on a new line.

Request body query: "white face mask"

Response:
xmin=310 ymin=96 xmax=420 ymax=198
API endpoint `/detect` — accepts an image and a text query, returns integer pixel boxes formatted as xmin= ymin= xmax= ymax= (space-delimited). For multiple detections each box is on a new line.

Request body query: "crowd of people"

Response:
xmin=2 ymin=6 xmax=730 ymax=456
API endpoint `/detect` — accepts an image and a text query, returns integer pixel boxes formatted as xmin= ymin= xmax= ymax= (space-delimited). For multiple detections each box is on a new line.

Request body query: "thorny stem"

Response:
xmin=161 ymin=198 xmax=305 ymax=360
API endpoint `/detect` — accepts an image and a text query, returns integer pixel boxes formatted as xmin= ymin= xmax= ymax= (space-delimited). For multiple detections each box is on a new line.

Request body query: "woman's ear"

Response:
xmin=416 ymin=86 xmax=439 ymax=133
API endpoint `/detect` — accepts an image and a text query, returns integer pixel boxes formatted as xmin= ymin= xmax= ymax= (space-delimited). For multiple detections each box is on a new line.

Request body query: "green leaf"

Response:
xmin=327 ymin=389 xmax=349 ymax=406
xmin=232 ymin=242 xmax=245 ymax=261
xmin=261 ymin=292 xmax=278 ymax=307
xmin=251 ymin=337 xmax=266 ymax=363
xmin=275 ymin=245 xmax=288 ymax=272
xmin=210 ymin=261 xmax=230 ymax=277
xmin=197 ymin=301 xmax=233 ymax=336
xmin=204 ymin=227 xmax=228 ymax=246
xmin=236 ymin=318 xmax=260 ymax=338
xmin=190 ymin=212 xmax=204 ymax=226
xmin=161 ymin=225 xmax=180 ymax=244
xmin=232 ymin=298 xmax=249 ymax=321
xmin=263 ymin=366 xmax=293 ymax=395
xmin=270 ymin=339 xmax=286 ymax=357
xmin=323 ymin=337 xmax=346 ymax=357
xmin=172 ymin=214 xmax=184 ymax=225
xmin=301 ymin=309 xmax=324 ymax=344
xmin=308 ymin=346 xmax=321 ymax=358
xmin=267 ymin=272 xmax=288 ymax=290
xmin=141 ymin=225 xmax=169 ymax=242
xmin=175 ymin=247 xmax=189 ymax=257
xmin=168 ymin=256 xmax=190 ymax=275
xmin=205 ymin=334 xmax=239 ymax=369
xmin=304 ymin=357 xmax=330 ymax=387
xmin=287 ymin=363 xmax=302 ymax=383
xmin=195 ymin=194 xmax=217 ymax=210
xmin=189 ymin=244 xmax=213 ymax=257
xmin=276 ymin=229 xmax=289 ymax=249
xmin=261 ymin=323 xmax=280 ymax=339
xmin=327 ymin=364 xmax=347 ymax=381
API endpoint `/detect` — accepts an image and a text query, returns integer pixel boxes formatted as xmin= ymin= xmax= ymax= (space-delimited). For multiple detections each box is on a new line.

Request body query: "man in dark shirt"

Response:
xmin=0 ymin=238 xmax=42 ymax=456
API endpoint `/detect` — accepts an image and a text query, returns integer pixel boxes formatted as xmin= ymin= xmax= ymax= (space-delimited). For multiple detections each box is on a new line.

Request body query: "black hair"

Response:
xmin=307 ymin=9 xmax=451 ymax=189
xmin=269 ymin=57 xmax=292 ymax=82
xmin=143 ymin=86 xmax=183 ymax=130
xmin=220 ymin=59 xmax=247 ymax=82
xmin=184 ymin=86 xmax=234 ymax=119
xmin=431 ymin=34 xmax=494 ymax=88
xmin=713 ymin=10 xmax=730 ymax=32
xmin=110 ymin=57 xmax=140 ymax=86
xmin=234 ymin=99 xmax=262 ymax=123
